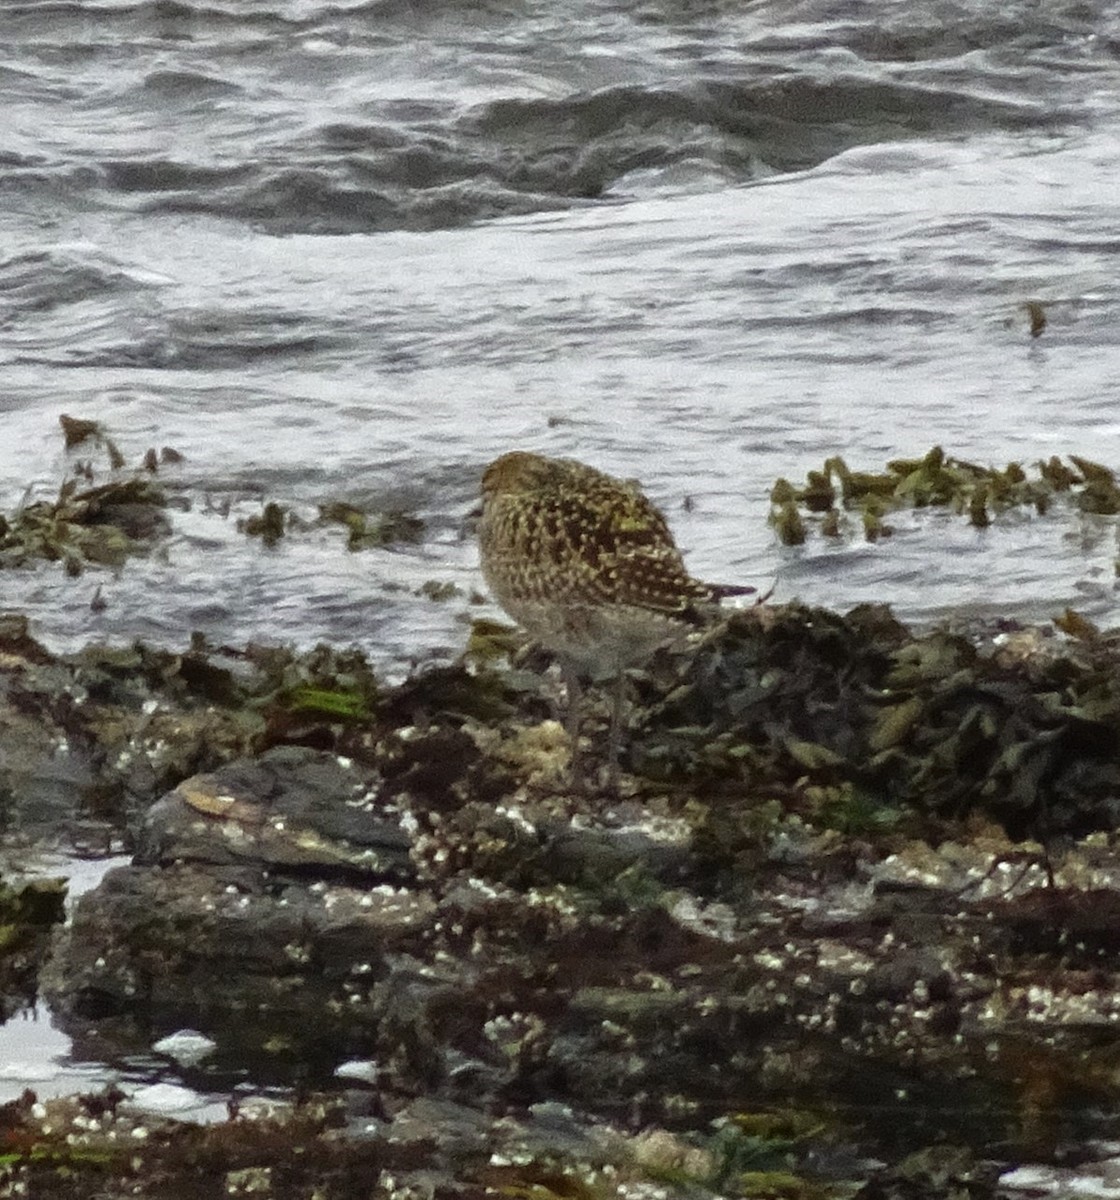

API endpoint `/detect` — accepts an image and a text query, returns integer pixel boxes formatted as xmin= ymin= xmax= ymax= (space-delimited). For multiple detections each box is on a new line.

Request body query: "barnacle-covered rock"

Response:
xmin=15 ymin=596 xmax=1120 ymax=1196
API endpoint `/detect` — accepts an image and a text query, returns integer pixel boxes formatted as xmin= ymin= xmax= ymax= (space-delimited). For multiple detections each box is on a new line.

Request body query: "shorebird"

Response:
xmin=478 ymin=450 xmax=756 ymax=787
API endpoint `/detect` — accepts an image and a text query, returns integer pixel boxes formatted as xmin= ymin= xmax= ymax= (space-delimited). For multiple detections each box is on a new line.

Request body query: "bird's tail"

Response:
xmin=709 ymin=580 xmax=775 ymax=605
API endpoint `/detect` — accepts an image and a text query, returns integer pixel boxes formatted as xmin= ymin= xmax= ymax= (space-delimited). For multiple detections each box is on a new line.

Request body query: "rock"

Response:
xmin=135 ymin=746 xmax=413 ymax=878
xmin=16 ymin=601 xmax=1120 ymax=1194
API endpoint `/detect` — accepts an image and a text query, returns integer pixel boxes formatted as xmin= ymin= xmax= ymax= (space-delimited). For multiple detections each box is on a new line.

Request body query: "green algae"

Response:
xmin=807 ymin=781 xmax=903 ymax=835
xmin=698 ymin=1113 xmax=840 ymax=1199
xmin=7 ymin=415 xmax=439 ymax=573
xmin=285 ymin=685 xmax=371 ymax=721
xmin=768 ymin=480 xmax=808 ymax=546
xmin=234 ymin=499 xmax=429 ymax=551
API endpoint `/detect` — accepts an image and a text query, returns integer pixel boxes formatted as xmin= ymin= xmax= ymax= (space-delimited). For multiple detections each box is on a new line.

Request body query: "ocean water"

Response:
xmin=3 ymin=0 xmax=1120 ymax=670
xmin=3 ymin=0 xmax=1120 ymax=1143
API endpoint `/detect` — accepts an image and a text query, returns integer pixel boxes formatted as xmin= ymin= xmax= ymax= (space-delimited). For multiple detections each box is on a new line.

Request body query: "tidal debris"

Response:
xmin=0 ymin=476 xmax=171 ymax=573
xmin=0 ymin=417 xmax=180 ymax=574
xmin=1025 ymin=299 xmax=1047 ymax=338
xmin=6 ymin=417 xmax=433 ymax=574
xmin=318 ymin=500 xmax=426 ymax=550
xmin=239 ymin=500 xmax=288 ymax=546
xmin=58 ymin=413 xmax=125 ymax=469
xmin=237 ymin=500 xmax=428 ymax=550
xmin=769 ymin=446 xmax=1120 ymax=543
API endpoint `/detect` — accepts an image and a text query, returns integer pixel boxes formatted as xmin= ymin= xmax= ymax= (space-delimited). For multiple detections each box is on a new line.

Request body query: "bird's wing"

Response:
xmin=552 ymin=480 xmax=713 ymax=613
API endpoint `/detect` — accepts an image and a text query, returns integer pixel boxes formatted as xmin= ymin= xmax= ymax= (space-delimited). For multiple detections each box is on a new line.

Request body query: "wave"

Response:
xmin=0 ymin=247 xmax=162 ymax=320
xmin=2 ymin=0 xmax=1102 ymax=235
xmin=0 ymin=246 xmax=342 ymax=369
xmin=109 ymin=70 xmax=1069 ymax=233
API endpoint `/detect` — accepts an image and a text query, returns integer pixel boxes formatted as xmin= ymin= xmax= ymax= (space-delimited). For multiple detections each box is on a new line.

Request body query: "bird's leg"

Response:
xmin=605 ymin=669 xmax=627 ymax=793
xmin=559 ymin=658 xmax=585 ymax=790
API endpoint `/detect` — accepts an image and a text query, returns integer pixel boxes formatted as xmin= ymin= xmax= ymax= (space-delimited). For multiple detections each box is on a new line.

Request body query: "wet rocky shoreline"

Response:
xmin=3 ymin=598 xmax=1120 ymax=1197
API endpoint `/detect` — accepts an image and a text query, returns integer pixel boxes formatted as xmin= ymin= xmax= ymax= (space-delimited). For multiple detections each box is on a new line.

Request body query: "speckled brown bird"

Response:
xmin=479 ymin=450 xmax=755 ymax=785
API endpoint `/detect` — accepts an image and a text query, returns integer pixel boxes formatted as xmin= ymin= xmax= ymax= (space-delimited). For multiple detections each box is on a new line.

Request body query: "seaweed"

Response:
xmin=769 ymin=447 xmax=1120 ymax=544
xmin=318 ymin=501 xmax=425 ymax=550
xmin=638 ymin=602 xmax=1120 ymax=841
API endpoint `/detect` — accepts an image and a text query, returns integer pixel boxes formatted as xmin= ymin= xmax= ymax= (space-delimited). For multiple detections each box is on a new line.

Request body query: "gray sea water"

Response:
xmin=3 ymin=0 xmax=1120 ymax=1150
xmin=4 ymin=0 xmax=1120 ymax=670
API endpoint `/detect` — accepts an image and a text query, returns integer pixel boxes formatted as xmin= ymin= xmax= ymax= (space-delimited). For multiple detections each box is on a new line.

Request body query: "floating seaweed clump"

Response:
xmin=237 ymin=501 xmax=428 ymax=551
xmin=0 ymin=478 xmax=169 ymax=576
xmin=769 ymin=447 xmax=1120 ymax=545
xmin=0 ymin=416 xmax=184 ymax=574
xmin=239 ymin=500 xmax=288 ymax=546
xmin=318 ymin=501 xmax=425 ymax=550
xmin=0 ymin=476 xmax=172 ymax=574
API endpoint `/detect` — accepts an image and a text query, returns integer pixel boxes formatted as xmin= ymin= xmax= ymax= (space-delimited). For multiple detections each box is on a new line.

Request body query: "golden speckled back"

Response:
xmin=479 ymin=451 xmax=746 ymax=674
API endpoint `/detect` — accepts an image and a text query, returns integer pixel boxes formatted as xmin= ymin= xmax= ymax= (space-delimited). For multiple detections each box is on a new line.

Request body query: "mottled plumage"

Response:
xmin=479 ymin=450 xmax=754 ymax=784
